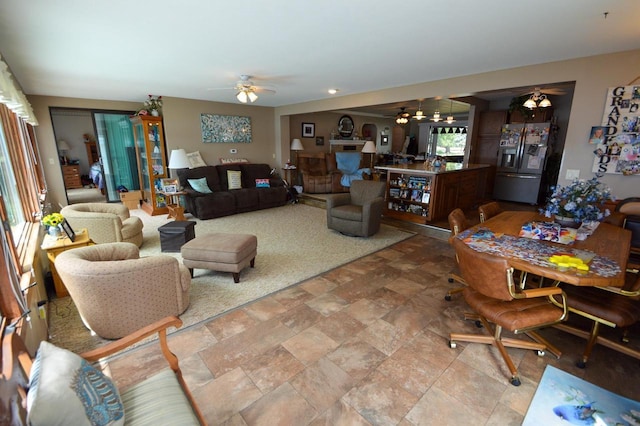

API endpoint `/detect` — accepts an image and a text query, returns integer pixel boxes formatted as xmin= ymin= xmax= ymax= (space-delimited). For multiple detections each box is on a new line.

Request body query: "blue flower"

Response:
xmin=540 ymin=174 xmax=613 ymax=222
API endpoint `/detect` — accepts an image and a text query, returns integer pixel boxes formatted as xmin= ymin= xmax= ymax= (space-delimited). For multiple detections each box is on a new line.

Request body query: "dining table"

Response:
xmin=457 ymin=210 xmax=631 ymax=288
xmin=455 ymin=210 xmax=632 ymax=358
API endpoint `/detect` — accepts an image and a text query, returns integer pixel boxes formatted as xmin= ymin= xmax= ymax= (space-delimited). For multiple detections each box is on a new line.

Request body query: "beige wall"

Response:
xmin=29 ymin=96 xmax=277 ymax=209
xmin=30 ymin=48 xmax=640 ymax=207
xmin=277 ymin=49 xmax=640 ymax=200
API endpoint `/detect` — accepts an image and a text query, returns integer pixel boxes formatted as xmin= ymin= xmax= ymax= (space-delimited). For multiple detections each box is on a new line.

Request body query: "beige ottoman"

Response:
xmin=181 ymin=233 xmax=257 ymax=283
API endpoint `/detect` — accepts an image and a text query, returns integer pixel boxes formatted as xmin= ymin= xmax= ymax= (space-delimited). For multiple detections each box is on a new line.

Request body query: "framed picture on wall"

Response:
xmin=302 ymin=122 xmax=315 ymax=138
xmin=316 ymin=136 xmax=324 ymax=146
xmin=381 ymin=135 xmax=389 ymax=146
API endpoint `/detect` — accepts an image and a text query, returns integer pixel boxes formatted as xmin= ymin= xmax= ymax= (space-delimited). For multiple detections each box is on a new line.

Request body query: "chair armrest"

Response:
xmin=520 ymin=287 xmax=563 ymax=298
xmin=80 ymin=316 xmax=182 ymax=363
xmin=326 ymin=193 xmax=351 ymax=209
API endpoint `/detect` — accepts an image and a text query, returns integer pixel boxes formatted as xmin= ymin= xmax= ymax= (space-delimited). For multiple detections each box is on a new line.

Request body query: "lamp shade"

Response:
xmin=57 ymin=140 xmax=70 ymax=151
xmin=168 ymin=149 xmax=191 ymax=169
xmin=361 ymin=141 xmax=376 ymax=154
xmin=290 ymin=138 xmax=303 ymax=151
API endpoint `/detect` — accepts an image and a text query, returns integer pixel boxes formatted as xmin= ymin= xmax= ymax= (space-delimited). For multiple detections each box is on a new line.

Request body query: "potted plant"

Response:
xmin=42 ymin=212 xmax=64 ymax=236
xmin=540 ymin=174 xmax=613 ymax=227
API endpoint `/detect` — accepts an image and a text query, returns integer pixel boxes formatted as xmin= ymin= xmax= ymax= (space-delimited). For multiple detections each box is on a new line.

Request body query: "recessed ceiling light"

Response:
xmin=328 ymin=89 xmax=338 ymax=95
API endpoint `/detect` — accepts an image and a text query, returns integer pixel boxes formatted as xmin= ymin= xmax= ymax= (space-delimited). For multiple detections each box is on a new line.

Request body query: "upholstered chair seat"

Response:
xmin=55 ymin=242 xmax=190 ymax=339
xmin=326 ymin=180 xmax=386 ymax=237
xmin=61 ymin=202 xmax=144 ymax=247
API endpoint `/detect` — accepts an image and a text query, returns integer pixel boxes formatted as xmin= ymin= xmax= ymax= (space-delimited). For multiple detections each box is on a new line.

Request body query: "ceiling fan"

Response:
xmin=208 ymin=75 xmax=276 ymax=103
xmin=521 ymin=86 xmax=566 ymax=109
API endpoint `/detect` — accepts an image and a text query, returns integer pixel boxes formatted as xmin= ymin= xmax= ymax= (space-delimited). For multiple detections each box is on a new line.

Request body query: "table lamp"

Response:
xmin=361 ymin=140 xmax=376 ymax=169
xmin=168 ymin=149 xmax=191 ymax=179
xmin=57 ymin=140 xmax=71 ymax=164
xmin=290 ymin=138 xmax=304 ymax=168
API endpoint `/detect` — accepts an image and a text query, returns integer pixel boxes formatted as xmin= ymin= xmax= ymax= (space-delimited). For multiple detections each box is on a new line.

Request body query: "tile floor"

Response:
xmin=106 ymin=234 xmax=640 ymax=426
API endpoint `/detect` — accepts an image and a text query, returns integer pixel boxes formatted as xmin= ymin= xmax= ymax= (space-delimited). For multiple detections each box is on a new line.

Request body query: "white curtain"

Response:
xmin=0 ymin=55 xmax=37 ymax=125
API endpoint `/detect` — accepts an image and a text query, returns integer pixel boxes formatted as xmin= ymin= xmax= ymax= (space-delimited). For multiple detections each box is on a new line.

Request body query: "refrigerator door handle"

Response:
xmin=501 ymin=173 xmax=539 ymax=179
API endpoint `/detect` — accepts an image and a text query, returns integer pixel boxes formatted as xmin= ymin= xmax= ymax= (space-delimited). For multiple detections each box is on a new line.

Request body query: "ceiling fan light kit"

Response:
xmin=523 ymin=88 xmax=552 ymax=109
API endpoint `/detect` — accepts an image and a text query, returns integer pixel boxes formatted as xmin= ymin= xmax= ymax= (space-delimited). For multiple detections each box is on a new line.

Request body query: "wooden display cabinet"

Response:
xmin=131 ymin=115 xmax=168 ymax=215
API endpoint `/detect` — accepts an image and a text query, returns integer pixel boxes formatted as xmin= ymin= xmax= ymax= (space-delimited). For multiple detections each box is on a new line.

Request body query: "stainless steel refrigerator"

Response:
xmin=492 ymin=122 xmax=550 ymax=204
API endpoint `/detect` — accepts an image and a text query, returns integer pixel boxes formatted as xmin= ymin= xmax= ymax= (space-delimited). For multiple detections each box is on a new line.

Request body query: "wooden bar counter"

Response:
xmin=375 ymin=163 xmax=490 ymax=224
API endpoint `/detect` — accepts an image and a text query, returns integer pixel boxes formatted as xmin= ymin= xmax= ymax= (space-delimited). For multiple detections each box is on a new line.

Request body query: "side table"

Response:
xmin=41 ymin=228 xmax=93 ymax=298
xmin=281 ymin=166 xmax=297 ymax=186
xmin=159 ymin=190 xmax=187 ymax=221
xmin=158 ymin=221 xmax=196 ymax=252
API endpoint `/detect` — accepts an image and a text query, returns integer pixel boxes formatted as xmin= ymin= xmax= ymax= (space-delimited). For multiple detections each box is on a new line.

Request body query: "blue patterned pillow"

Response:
xmin=27 ymin=341 xmax=125 ymax=426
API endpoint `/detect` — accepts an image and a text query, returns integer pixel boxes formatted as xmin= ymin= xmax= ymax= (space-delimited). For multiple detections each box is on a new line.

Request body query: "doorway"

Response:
xmin=50 ymin=108 xmax=138 ymax=204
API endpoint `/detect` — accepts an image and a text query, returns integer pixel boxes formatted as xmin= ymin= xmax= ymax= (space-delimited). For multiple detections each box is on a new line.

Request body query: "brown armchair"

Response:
xmin=55 ymin=242 xmax=191 ymax=339
xmin=326 ymin=180 xmax=386 ymax=237
xmin=444 ymin=208 xmax=470 ymax=301
xmin=298 ymin=152 xmax=367 ymax=193
xmin=449 ymin=237 xmax=567 ymax=386
xmin=555 ymin=271 xmax=640 ymax=368
xmin=478 ymin=201 xmax=503 ymax=223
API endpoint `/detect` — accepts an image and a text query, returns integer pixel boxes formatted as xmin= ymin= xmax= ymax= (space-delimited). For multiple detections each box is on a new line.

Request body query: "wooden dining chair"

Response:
xmin=444 ymin=208 xmax=470 ymax=301
xmin=449 ymin=237 xmax=568 ymax=386
xmin=615 ymin=197 xmax=640 ymax=270
xmin=478 ymin=201 xmax=503 ymax=223
xmin=555 ymin=271 xmax=640 ymax=368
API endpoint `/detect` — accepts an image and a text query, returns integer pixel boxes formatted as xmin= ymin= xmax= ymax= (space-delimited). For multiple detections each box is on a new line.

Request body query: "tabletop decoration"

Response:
xmin=540 ymin=173 xmax=613 ymax=227
xmin=137 ymin=94 xmax=162 ymax=116
xmin=42 ymin=212 xmax=64 ymax=237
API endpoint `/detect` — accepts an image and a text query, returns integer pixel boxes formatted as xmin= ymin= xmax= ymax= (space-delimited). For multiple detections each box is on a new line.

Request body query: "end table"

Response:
xmin=41 ymin=228 xmax=94 ymax=298
xmin=159 ymin=190 xmax=187 ymax=221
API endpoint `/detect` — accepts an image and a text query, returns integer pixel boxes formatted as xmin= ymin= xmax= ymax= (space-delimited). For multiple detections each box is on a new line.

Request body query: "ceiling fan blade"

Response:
xmin=253 ymin=87 xmax=276 ymax=94
xmin=206 ymin=87 xmax=235 ymax=91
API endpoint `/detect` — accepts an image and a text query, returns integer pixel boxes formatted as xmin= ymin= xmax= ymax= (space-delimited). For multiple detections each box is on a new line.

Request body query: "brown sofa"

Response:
xmin=177 ymin=163 xmax=288 ymax=220
xmin=298 ymin=152 xmax=368 ymax=194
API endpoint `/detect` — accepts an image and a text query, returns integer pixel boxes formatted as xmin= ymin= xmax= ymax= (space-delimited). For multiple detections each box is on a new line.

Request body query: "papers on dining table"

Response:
xmin=519 ymin=221 xmax=577 ymax=244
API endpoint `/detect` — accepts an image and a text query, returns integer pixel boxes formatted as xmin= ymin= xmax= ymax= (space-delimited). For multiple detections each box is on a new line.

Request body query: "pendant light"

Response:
xmin=430 ymin=100 xmax=442 ymax=122
xmin=395 ymin=107 xmax=410 ymax=125
xmin=413 ymin=101 xmax=426 ymax=120
xmin=445 ymin=100 xmax=456 ymax=124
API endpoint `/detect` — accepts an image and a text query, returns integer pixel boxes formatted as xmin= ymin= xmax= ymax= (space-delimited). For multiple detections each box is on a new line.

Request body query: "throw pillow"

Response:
xmin=187 ymin=177 xmax=213 ymax=193
xmin=255 ymin=178 xmax=270 ymax=188
xmin=186 ymin=151 xmax=207 ymax=168
xmin=219 ymin=157 xmax=250 ymax=164
xmin=227 ymin=170 xmax=242 ymax=190
xmin=27 ymin=341 xmax=125 ymax=426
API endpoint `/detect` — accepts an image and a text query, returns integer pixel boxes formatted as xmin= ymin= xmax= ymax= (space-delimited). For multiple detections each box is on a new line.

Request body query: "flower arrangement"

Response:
xmin=144 ymin=94 xmax=162 ymax=112
xmin=540 ymin=174 xmax=613 ymax=223
xmin=42 ymin=212 xmax=64 ymax=228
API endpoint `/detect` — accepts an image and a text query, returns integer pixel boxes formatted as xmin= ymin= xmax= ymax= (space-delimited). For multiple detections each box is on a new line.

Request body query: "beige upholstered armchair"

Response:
xmin=326 ymin=180 xmax=386 ymax=237
xmin=55 ymin=242 xmax=191 ymax=339
xmin=61 ymin=202 xmax=144 ymax=247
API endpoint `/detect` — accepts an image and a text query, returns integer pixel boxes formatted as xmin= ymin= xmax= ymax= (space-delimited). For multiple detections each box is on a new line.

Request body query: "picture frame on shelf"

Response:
xmin=302 ymin=123 xmax=315 ymax=138
xmin=60 ymin=218 xmax=75 ymax=242
xmin=161 ymin=178 xmax=178 ymax=193
xmin=315 ymin=136 xmax=324 ymax=146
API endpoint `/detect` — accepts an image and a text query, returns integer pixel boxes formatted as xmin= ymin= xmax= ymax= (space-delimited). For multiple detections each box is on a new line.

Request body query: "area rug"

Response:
xmin=48 ymin=203 xmax=414 ymax=353
xmin=523 ymin=365 xmax=640 ymax=425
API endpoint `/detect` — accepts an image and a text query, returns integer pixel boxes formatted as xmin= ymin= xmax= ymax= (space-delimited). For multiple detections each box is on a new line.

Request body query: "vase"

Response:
xmin=150 ymin=109 xmax=160 ymax=117
xmin=554 ymin=215 xmax=582 ymax=229
xmin=48 ymin=225 xmax=61 ymax=238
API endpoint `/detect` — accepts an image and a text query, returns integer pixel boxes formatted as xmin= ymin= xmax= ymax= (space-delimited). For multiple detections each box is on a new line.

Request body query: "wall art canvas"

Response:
xmin=201 ymin=114 xmax=252 ymax=143
xmin=592 ymin=85 xmax=640 ymax=175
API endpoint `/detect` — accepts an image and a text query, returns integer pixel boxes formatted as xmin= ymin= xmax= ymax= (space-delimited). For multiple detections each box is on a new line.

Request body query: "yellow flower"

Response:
xmin=42 ymin=213 xmax=64 ymax=227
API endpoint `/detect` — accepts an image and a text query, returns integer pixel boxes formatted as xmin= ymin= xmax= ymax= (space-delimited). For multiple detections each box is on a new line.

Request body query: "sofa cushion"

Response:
xmin=178 ymin=166 xmax=221 ymax=192
xmin=255 ymin=178 xmax=270 ymax=188
xmin=186 ymin=151 xmax=207 ymax=168
xmin=28 ymin=341 xmax=125 ymax=426
xmin=216 ymin=164 xmax=242 ymax=190
xmin=187 ymin=177 xmax=213 ymax=193
xmin=240 ymin=163 xmax=273 ymax=188
xmin=227 ymin=170 xmax=242 ymax=190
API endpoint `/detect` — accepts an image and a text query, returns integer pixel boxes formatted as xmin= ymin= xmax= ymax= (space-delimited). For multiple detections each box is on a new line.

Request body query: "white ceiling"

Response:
xmin=0 ymin=0 xmax=638 ymax=110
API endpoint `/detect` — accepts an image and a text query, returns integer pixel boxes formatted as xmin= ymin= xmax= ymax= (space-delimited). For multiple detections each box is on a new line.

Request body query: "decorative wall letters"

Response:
xmin=592 ymin=86 xmax=640 ymax=175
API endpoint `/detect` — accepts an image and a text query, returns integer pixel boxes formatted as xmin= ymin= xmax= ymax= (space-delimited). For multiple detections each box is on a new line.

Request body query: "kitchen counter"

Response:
xmin=376 ymin=163 xmax=491 ymax=224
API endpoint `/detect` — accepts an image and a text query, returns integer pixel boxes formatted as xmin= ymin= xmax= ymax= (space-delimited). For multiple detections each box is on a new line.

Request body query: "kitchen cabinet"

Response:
xmin=131 ymin=115 xmax=168 ymax=216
